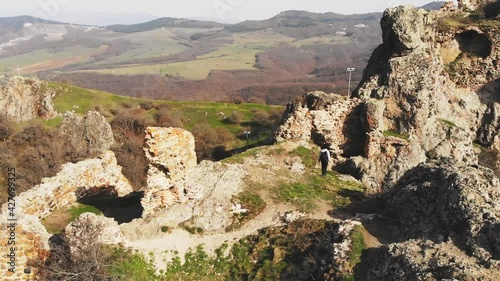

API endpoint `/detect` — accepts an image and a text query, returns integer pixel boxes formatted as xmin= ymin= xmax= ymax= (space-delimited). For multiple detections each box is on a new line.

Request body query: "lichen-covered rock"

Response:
xmin=382 ymin=160 xmax=500 ymax=262
xmin=356 ymin=240 xmax=500 ymax=281
xmin=59 ymin=111 xmax=115 ymax=157
xmin=0 ymin=77 xmax=56 ymax=122
xmin=1 ymin=151 xmax=134 ymax=220
xmin=142 ymin=127 xmax=197 ymax=215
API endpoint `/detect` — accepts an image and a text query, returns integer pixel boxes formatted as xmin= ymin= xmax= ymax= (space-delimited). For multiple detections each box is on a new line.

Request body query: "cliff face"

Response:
xmin=276 ymin=4 xmax=498 ymax=193
xmin=0 ymin=77 xmax=56 ymax=122
xmin=274 ymin=5 xmax=499 ymax=278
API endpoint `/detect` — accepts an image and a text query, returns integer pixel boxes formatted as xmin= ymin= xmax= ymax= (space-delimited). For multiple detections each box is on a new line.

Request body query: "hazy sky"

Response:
xmin=1 ymin=0 xmax=451 ymax=24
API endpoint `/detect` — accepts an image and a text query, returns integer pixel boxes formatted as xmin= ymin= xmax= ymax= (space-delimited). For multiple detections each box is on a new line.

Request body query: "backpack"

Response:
xmin=320 ymin=150 xmax=329 ymax=162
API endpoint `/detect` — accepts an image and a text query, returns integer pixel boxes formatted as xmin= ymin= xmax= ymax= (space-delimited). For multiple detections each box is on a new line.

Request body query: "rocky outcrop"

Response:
xmin=4 ymin=151 xmax=134 ymax=219
xmin=383 ymin=160 xmax=500 ymax=262
xmin=458 ymin=0 xmax=489 ymax=11
xmin=141 ymin=127 xmax=197 ymax=216
xmin=0 ymin=77 xmax=56 ymax=122
xmin=356 ymin=160 xmax=500 ymax=280
xmin=59 ymin=111 xmax=115 ymax=157
xmin=356 ymin=240 xmax=500 ymax=281
xmin=275 ymin=5 xmax=493 ymax=192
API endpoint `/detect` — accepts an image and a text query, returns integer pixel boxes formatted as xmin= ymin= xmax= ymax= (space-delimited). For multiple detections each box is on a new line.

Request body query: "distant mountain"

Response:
xmin=49 ymin=11 xmax=158 ymax=26
xmin=225 ymin=10 xmax=382 ymax=33
xmin=419 ymin=1 xmax=447 ymax=10
xmin=106 ymin=17 xmax=226 ymax=33
xmin=0 ymin=15 xmax=63 ymax=32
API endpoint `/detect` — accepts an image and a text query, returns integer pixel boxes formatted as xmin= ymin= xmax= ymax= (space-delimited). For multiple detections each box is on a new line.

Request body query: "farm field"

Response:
xmin=0 ymin=11 xmax=384 ymax=103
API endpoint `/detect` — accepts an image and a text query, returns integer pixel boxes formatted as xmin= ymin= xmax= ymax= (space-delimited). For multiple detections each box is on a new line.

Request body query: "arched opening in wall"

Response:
xmin=77 ymin=188 xmax=144 ymax=224
xmin=455 ymin=30 xmax=492 ymax=58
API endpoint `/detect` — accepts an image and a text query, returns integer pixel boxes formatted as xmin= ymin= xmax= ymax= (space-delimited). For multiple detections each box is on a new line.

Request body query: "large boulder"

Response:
xmin=382 ymin=160 xmax=500 ymax=262
xmin=0 ymin=77 xmax=56 ymax=122
xmin=59 ymin=111 xmax=115 ymax=157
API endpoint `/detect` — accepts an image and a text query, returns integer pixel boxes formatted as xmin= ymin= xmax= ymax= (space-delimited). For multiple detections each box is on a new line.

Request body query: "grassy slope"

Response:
xmin=47 ymin=81 xmax=282 ymax=144
xmin=90 ymin=29 xmax=188 ymax=65
xmin=0 ymin=46 xmax=104 ymax=74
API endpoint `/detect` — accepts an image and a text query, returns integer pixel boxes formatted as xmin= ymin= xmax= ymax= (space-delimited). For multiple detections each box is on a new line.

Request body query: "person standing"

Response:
xmin=319 ymin=146 xmax=331 ymax=176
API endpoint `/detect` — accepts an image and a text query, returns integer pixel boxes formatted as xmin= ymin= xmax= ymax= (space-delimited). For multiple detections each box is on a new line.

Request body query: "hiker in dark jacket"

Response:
xmin=319 ymin=146 xmax=331 ymax=176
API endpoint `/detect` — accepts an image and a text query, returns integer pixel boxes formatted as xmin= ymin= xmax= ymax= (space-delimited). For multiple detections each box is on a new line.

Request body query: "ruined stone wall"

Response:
xmin=0 ymin=151 xmax=133 ymax=280
xmin=3 ymin=151 xmax=134 ymax=219
xmin=275 ymin=92 xmax=362 ymax=157
xmin=142 ymin=127 xmax=197 ymax=216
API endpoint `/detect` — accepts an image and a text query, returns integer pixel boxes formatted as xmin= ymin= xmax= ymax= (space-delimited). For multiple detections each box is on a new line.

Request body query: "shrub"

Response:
xmin=156 ymin=107 xmax=184 ymax=128
xmin=0 ymin=116 xmax=13 ymax=141
xmin=227 ymin=111 xmax=243 ymax=125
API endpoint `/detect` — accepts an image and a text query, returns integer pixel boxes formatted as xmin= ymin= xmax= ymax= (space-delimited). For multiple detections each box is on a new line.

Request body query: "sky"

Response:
xmin=0 ymin=0 xmax=453 ymax=25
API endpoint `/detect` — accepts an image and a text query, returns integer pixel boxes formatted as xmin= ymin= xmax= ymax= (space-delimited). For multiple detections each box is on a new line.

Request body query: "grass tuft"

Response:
xmin=42 ymin=203 xmax=102 ymax=234
xmin=383 ymin=130 xmax=409 ymax=140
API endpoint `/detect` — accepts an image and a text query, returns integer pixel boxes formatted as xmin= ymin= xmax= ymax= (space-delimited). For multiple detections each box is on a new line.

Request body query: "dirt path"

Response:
xmin=125 ymin=201 xmax=333 ymax=271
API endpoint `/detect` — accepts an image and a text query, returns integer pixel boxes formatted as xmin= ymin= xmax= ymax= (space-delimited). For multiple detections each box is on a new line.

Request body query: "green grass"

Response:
xmin=43 ymin=116 xmax=64 ymax=128
xmin=42 ymin=203 xmax=102 ymax=234
xmin=227 ymin=191 xmax=267 ymax=231
xmin=342 ymin=225 xmax=367 ymax=280
xmin=289 ymin=146 xmax=316 ymax=168
xmin=349 ymin=225 xmax=367 ymax=265
xmin=383 ymin=129 xmax=409 ymax=140
xmin=276 ymin=173 xmax=364 ymax=212
xmin=222 ymin=147 xmax=261 ymax=164
xmin=46 ymin=81 xmax=282 ymax=150
xmin=93 ymin=29 xmax=186 ymax=65
xmin=232 ymin=30 xmax=294 ymax=49
xmin=107 ymin=247 xmax=159 ymax=281
xmin=163 ymin=244 xmax=228 ymax=281
xmin=439 ymin=119 xmax=457 ymax=128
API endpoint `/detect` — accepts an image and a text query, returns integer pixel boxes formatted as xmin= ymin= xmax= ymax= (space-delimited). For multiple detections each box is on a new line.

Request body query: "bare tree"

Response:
xmin=31 ymin=217 xmax=114 ymax=281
